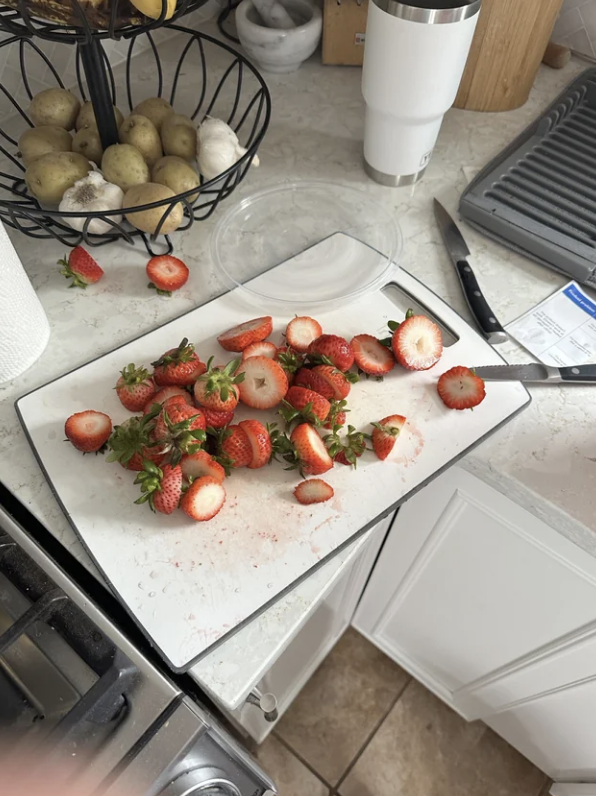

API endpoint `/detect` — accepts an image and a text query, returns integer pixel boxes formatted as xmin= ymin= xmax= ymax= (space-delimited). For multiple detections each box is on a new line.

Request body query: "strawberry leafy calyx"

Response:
xmin=133 ymin=460 xmax=164 ymax=511
xmin=279 ymin=399 xmax=321 ymax=428
xmin=58 ymin=256 xmax=89 ymax=289
xmin=327 ymin=399 xmax=348 ymax=425
xmin=118 ymin=362 xmax=151 ymax=386
xmin=276 ymin=346 xmax=304 ymax=375
xmin=323 ymin=424 xmax=368 ymax=468
xmin=380 ymin=308 xmax=416 ymax=347
xmin=148 ymin=281 xmax=172 ymax=297
xmin=155 ymin=407 xmax=206 ymax=465
xmin=201 ymin=357 xmax=244 ymax=402
xmin=106 ymin=407 xmax=160 ymax=465
xmin=371 ymin=421 xmax=401 ymax=438
xmin=151 ymin=338 xmax=196 ymax=368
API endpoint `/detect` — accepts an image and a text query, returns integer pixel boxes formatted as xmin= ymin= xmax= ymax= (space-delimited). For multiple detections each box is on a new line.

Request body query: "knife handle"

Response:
xmin=559 ymin=365 xmax=596 ymax=382
xmin=455 ymin=260 xmax=508 ymax=345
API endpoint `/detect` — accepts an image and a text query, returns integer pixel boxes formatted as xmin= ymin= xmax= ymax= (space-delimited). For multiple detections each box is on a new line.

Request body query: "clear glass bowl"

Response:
xmin=210 ymin=181 xmax=401 ymax=312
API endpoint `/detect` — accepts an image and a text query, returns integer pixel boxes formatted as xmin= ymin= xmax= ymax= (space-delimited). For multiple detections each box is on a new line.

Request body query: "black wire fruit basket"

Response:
xmin=0 ymin=21 xmax=271 ymax=253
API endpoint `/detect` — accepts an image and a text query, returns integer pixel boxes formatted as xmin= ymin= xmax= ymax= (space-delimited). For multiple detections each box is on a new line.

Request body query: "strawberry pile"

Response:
xmin=64 ymin=312 xmax=487 ymax=521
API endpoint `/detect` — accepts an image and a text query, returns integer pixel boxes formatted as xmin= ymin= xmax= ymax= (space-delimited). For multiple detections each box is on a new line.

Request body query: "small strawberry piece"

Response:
xmin=286 ymin=317 xmax=323 ymax=353
xmin=283 ymin=386 xmax=330 ymax=424
xmin=237 ymin=356 xmax=288 ymax=410
xmin=180 ymin=450 xmax=226 ymax=484
xmin=65 ymin=410 xmax=112 ymax=453
xmin=201 ymin=406 xmax=235 ymax=429
xmin=146 ymin=255 xmax=189 ymax=296
xmin=238 ymin=419 xmax=272 ymax=469
xmin=144 ymin=385 xmax=193 ymax=414
xmin=242 ymin=341 xmax=277 ymax=361
xmin=217 ymin=317 xmax=273 ymax=352
xmin=294 ymin=479 xmax=334 ymax=505
xmin=116 ymin=363 xmax=156 ymax=412
xmin=221 ymin=424 xmax=253 ymax=468
xmin=324 ymin=424 xmax=368 ymax=468
xmin=106 ymin=412 xmax=164 ymax=470
xmin=58 ymin=247 xmax=104 ymax=289
xmin=392 ymin=312 xmax=443 ymax=371
xmin=307 ymin=334 xmax=354 ymax=372
xmin=294 ymin=367 xmax=335 ymax=400
xmin=152 ymin=338 xmax=207 ymax=387
xmin=371 ymin=414 xmax=407 ymax=460
xmin=351 ymin=334 xmax=395 ymax=376
xmin=193 ymin=358 xmax=243 ymax=412
xmin=437 ymin=366 xmax=486 ymax=410
xmin=181 ymin=476 xmax=226 ymax=521
xmin=312 ymin=365 xmax=353 ymax=401
xmin=290 ymin=423 xmax=333 ymax=476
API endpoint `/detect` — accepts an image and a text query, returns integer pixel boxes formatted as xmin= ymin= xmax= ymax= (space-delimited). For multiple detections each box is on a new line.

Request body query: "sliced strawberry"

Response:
xmin=351 ymin=334 xmax=395 ymax=376
xmin=180 ymin=450 xmax=226 ymax=483
xmin=65 ymin=410 xmax=112 ymax=453
xmin=294 ymin=367 xmax=335 ymax=400
xmin=324 ymin=424 xmax=368 ymax=468
xmin=116 ymin=363 xmax=156 ymax=412
xmin=312 ymin=365 xmax=355 ymax=400
xmin=217 ymin=317 xmax=273 ymax=352
xmin=290 ymin=423 xmax=333 ymax=476
xmin=146 ymin=255 xmax=189 ymax=296
xmin=134 ymin=462 xmax=183 ymax=514
xmin=152 ymin=339 xmax=207 ymax=386
xmin=282 ymin=386 xmax=330 ymax=425
xmin=294 ymin=479 xmax=334 ymax=505
xmin=437 ymin=366 xmax=486 ymax=410
xmin=242 ymin=341 xmax=277 ymax=361
xmin=180 ymin=476 xmax=226 ymax=521
xmin=193 ymin=358 xmax=243 ymax=412
xmin=237 ymin=356 xmax=288 ymax=410
xmin=307 ymin=334 xmax=354 ymax=372
xmin=286 ymin=317 xmax=323 ymax=354
xmin=392 ymin=312 xmax=443 ymax=371
xmin=144 ymin=385 xmax=193 ymax=414
xmin=106 ymin=412 xmax=163 ymax=470
xmin=220 ymin=424 xmax=253 ymax=468
xmin=201 ymin=406 xmax=235 ymax=430
xmin=238 ymin=419 xmax=272 ymax=469
xmin=58 ymin=247 xmax=104 ymax=289
xmin=371 ymin=414 xmax=407 ymax=460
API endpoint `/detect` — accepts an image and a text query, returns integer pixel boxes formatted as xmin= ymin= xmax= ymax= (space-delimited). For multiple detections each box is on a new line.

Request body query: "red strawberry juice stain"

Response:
xmin=392 ymin=422 xmax=424 ymax=468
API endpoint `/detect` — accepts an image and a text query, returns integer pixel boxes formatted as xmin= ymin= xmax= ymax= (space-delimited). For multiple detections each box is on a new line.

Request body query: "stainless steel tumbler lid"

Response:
xmin=371 ymin=0 xmax=481 ymax=23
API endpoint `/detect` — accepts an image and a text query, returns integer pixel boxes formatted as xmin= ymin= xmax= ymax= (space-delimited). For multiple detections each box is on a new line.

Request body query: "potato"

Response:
xmin=102 ymin=144 xmax=150 ymax=192
xmin=119 ymin=115 xmax=162 ymax=167
xmin=72 ymin=128 xmax=103 ymax=165
xmin=152 ymin=156 xmax=200 ymax=203
xmin=124 ymin=183 xmax=183 ymax=235
xmin=76 ymin=101 xmax=124 ymax=132
xmin=25 ymin=152 xmax=92 ymax=205
xmin=129 ymin=0 xmax=176 ymax=20
xmin=19 ymin=126 xmax=72 ymax=167
xmin=132 ymin=98 xmax=173 ymax=132
xmin=29 ymin=89 xmax=80 ymax=131
xmin=161 ymin=113 xmax=196 ymax=160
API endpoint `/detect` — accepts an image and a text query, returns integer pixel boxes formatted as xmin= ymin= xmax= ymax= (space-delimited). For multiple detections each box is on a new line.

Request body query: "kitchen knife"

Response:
xmin=473 ymin=364 xmax=596 ymax=383
xmin=433 ymin=198 xmax=508 ymax=346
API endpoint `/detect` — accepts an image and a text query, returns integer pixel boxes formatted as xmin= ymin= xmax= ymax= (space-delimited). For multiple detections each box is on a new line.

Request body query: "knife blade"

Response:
xmin=473 ymin=364 xmax=596 ymax=383
xmin=433 ymin=199 xmax=508 ymax=346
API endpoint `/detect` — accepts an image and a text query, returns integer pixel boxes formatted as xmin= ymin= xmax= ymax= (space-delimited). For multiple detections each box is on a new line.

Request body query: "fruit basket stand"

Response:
xmin=0 ymin=0 xmax=271 ymax=254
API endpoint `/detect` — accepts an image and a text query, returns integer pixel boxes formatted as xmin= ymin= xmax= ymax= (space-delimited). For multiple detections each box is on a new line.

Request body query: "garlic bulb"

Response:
xmin=196 ymin=117 xmax=260 ymax=183
xmin=59 ymin=171 xmax=124 ymax=235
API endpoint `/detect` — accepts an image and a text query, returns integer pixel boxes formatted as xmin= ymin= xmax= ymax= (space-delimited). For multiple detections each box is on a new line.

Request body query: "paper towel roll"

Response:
xmin=0 ymin=222 xmax=50 ymax=384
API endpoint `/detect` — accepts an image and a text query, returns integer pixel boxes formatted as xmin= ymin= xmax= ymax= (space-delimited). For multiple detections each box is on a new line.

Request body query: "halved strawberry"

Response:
xmin=181 ymin=476 xmax=226 ymax=521
xmin=238 ymin=419 xmax=272 ymax=469
xmin=312 ymin=365 xmax=356 ymax=400
xmin=286 ymin=317 xmax=323 ymax=353
xmin=106 ymin=411 xmax=164 ymax=470
xmin=180 ymin=450 xmax=226 ymax=484
xmin=324 ymin=424 xmax=368 ymax=468
xmin=294 ymin=479 xmax=334 ymax=505
xmin=220 ymin=424 xmax=253 ymax=468
xmin=242 ymin=341 xmax=277 ymax=361
xmin=116 ymin=363 xmax=156 ymax=412
xmin=134 ymin=462 xmax=182 ymax=514
xmin=152 ymin=339 xmax=207 ymax=386
xmin=294 ymin=367 xmax=335 ymax=400
xmin=193 ymin=358 xmax=243 ymax=412
xmin=392 ymin=312 xmax=443 ymax=371
xmin=146 ymin=255 xmax=189 ymax=296
xmin=153 ymin=404 xmax=206 ymax=464
xmin=65 ymin=410 xmax=112 ymax=453
xmin=201 ymin=406 xmax=235 ymax=430
xmin=144 ymin=385 xmax=193 ymax=414
xmin=351 ymin=334 xmax=395 ymax=376
xmin=58 ymin=247 xmax=104 ymax=289
xmin=237 ymin=356 xmax=288 ymax=410
xmin=307 ymin=334 xmax=354 ymax=372
xmin=282 ymin=386 xmax=330 ymax=425
xmin=371 ymin=415 xmax=407 ymax=460
xmin=217 ymin=317 xmax=273 ymax=352
xmin=437 ymin=366 xmax=486 ymax=410
xmin=290 ymin=423 xmax=333 ymax=475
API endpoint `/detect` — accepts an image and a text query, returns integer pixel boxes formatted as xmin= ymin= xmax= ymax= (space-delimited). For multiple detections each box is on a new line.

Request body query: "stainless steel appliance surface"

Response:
xmin=473 ymin=363 xmax=596 ymax=383
xmin=0 ymin=489 xmax=275 ymax=796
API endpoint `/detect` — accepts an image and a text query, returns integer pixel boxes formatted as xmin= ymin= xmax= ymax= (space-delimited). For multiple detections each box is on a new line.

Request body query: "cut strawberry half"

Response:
xmin=146 ymin=255 xmax=189 ymax=296
xmin=285 ymin=317 xmax=323 ymax=354
xmin=242 ymin=341 xmax=277 ymax=361
xmin=437 ymin=366 xmax=486 ymax=410
xmin=351 ymin=334 xmax=395 ymax=376
xmin=238 ymin=419 xmax=272 ymax=469
xmin=294 ymin=367 xmax=335 ymax=400
xmin=281 ymin=386 xmax=331 ymax=426
xmin=392 ymin=312 xmax=443 ymax=371
xmin=312 ymin=365 xmax=355 ymax=400
xmin=290 ymin=423 xmax=333 ymax=476
xmin=294 ymin=479 xmax=334 ymax=505
xmin=65 ymin=410 xmax=112 ymax=453
xmin=217 ymin=317 xmax=273 ymax=352
xmin=371 ymin=414 xmax=407 ymax=460
xmin=58 ymin=247 xmax=104 ymax=289
xmin=237 ymin=356 xmax=288 ymax=410
xmin=180 ymin=451 xmax=226 ymax=483
xmin=181 ymin=476 xmax=226 ymax=521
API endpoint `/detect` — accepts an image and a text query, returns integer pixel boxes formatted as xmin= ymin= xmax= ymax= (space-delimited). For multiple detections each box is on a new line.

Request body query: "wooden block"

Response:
xmin=322 ymin=0 xmax=368 ymax=66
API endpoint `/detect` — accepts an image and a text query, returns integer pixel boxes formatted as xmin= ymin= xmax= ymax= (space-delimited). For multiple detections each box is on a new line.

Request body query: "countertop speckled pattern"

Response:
xmin=1 ymin=30 xmax=595 ymax=709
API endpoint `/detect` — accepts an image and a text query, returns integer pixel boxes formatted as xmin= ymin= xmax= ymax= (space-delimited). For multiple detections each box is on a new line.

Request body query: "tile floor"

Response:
xmin=251 ymin=628 xmax=552 ymax=796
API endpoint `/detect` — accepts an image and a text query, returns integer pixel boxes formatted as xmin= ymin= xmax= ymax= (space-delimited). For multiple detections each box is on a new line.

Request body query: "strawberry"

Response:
xmin=237 ymin=356 xmax=288 ymax=410
xmin=285 ymin=317 xmax=323 ymax=353
xmin=200 ymin=406 xmax=235 ymax=430
xmin=153 ymin=404 xmax=206 ymax=465
xmin=146 ymin=255 xmax=189 ymax=296
xmin=193 ymin=358 xmax=243 ymax=412
xmin=144 ymin=385 xmax=193 ymax=414
xmin=275 ymin=346 xmax=305 ymax=381
xmin=134 ymin=462 xmax=182 ymax=514
xmin=324 ymin=424 xmax=368 ymax=468
xmin=312 ymin=365 xmax=357 ymax=401
xmin=65 ymin=410 xmax=112 ymax=453
xmin=238 ymin=419 xmax=272 ymax=469
xmin=391 ymin=311 xmax=443 ymax=371
xmin=181 ymin=476 xmax=226 ymax=522
xmin=324 ymin=400 xmax=348 ymax=430
xmin=351 ymin=334 xmax=395 ymax=376
xmin=242 ymin=341 xmax=277 ymax=361
xmin=106 ymin=411 xmax=164 ymax=470
xmin=294 ymin=367 xmax=335 ymax=400
xmin=281 ymin=386 xmax=330 ymax=426
xmin=58 ymin=247 xmax=104 ymax=289
xmin=180 ymin=450 xmax=226 ymax=484
xmin=371 ymin=415 xmax=407 ymax=460
xmin=289 ymin=423 xmax=333 ymax=475
xmin=152 ymin=339 xmax=207 ymax=387
xmin=217 ymin=317 xmax=273 ymax=352
xmin=294 ymin=479 xmax=334 ymax=505
xmin=437 ymin=366 xmax=486 ymax=410
xmin=307 ymin=334 xmax=354 ymax=372
xmin=220 ymin=424 xmax=253 ymax=468
xmin=162 ymin=395 xmax=191 ymax=413
xmin=116 ymin=363 xmax=156 ymax=412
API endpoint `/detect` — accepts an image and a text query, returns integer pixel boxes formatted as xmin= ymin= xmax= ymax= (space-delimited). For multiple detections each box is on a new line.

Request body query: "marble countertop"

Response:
xmin=1 ymin=32 xmax=595 ymax=710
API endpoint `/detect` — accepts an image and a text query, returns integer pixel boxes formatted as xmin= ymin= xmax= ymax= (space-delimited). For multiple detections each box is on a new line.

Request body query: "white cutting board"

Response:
xmin=16 ymin=239 xmax=530 ymax=672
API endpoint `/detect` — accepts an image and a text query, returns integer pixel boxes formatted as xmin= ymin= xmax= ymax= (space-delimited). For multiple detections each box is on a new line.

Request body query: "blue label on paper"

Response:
xmin=563 ymin=284 xmax=596 ymax=319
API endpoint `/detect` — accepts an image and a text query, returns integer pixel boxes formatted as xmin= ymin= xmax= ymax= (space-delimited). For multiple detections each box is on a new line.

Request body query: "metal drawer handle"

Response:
xmin=245 ymin=688 xmax=278 ymax=722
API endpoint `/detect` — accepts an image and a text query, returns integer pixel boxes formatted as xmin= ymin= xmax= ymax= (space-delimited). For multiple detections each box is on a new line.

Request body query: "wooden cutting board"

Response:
xmin=16 ymin=239 xmax=530 ymax=672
